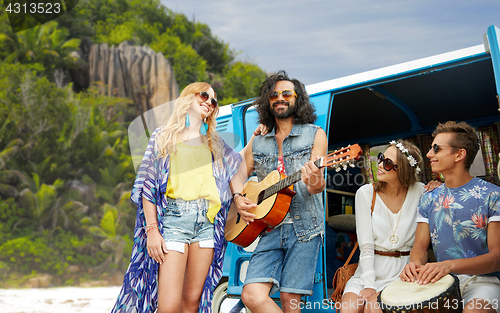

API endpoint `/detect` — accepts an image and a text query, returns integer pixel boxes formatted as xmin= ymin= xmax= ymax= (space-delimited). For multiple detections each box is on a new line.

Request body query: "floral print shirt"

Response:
xmin=417 ymin=177 xmax=500 ymax=279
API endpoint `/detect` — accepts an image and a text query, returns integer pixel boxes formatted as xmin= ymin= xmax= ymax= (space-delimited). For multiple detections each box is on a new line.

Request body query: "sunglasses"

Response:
xmin=378 ymin=152 xmax=398 ymax=172
xmin=269 ymin=89 xmax=297 ymax=101
xmin=429 ymin=144 xmax=459 ymax=154
xmin=197 ymin=91 xmax=218 ymax=108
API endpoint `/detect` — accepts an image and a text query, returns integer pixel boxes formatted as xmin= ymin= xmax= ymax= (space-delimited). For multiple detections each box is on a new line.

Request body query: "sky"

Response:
xmin=163 ymin=0 xmax=500 ymax=85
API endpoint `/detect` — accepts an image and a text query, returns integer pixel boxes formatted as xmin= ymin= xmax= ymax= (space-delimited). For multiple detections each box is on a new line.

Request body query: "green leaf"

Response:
xmin=33 ymin=173 xmax=40 ymax=191
xmin=100 ymin=210 xmax=116 ymax=237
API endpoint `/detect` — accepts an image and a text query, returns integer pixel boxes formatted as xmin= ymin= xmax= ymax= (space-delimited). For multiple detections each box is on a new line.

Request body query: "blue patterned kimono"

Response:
xmin=112 ymin=128 xmax=241 ymax=313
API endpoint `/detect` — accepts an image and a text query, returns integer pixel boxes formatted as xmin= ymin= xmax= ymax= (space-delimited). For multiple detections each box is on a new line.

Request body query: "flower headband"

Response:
xmin=390 ymin=140 xmax=421 ymax=174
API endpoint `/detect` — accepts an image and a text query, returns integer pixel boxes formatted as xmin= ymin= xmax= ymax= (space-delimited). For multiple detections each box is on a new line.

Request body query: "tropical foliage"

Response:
xmin=53 ymin=0 xmax=267 ymax=95
xmin=0 ymin=63 xmax=136 ymax=286
xmin=0 ymin=0 xmax=267 ymax=287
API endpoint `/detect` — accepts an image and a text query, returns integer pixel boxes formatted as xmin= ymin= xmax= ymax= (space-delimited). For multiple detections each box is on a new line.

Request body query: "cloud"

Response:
xmin=163 ymin=0 xmax=500 ymax=85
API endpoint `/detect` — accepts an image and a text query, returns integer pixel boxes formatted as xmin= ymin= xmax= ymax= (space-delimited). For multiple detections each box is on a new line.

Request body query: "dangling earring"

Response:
xmin=185 ymin=114 xmax=190 ymax=127
xmin=200 ymin=120 xmax=208 ymax=135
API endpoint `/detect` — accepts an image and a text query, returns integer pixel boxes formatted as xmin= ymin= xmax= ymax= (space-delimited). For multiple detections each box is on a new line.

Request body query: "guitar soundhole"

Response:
xmin=236 ymin=212 xmax=241 ymax=224
xmin=257 ymin=190 xmax=265 ymax=205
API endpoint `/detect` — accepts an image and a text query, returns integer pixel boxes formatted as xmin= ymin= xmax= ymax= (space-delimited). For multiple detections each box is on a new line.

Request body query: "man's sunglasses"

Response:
xmin=429 ymin=144 xmax=459 ymax=154
xmin=197 ymin=91 xmax=218 ymax=107
xmin=378 ymin=152 xmax=398 ymax=172
xmin=269 ymin=89 xmax=297 ymax=101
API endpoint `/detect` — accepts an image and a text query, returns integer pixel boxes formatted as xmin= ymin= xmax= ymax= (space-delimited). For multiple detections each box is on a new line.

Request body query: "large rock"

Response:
xmin=25 ymin=275 xmax=53 ymax=288
xmin=87 ymin=41 xmax=179 ymax=123
xmin=67 ymin=180 xmax=94 ymax=203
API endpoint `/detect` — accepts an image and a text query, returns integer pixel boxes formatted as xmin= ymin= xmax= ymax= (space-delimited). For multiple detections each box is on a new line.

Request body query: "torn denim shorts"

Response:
xmin=161 ymin=197 xmax=214 ymax=253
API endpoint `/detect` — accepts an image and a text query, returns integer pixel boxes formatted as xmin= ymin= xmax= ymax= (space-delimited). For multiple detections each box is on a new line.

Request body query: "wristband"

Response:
xmin=232 ymin=192 xmax=243 ymax=200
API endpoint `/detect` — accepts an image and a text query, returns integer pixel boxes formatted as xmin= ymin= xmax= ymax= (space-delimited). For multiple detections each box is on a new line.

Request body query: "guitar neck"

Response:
xmin=259 ymin=158 xmax=322 ymax=203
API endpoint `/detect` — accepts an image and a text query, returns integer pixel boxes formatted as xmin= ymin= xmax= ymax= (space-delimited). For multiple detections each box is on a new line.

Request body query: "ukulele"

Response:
xmin=225 ymin=144 xmax=363 ymax=247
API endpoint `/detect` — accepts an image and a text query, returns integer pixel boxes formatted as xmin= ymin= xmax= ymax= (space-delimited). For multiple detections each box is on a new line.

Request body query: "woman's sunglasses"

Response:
xmin=378 ymin=152 xmax=398 ymax=172
xmin=429 ymin=144 xmax=458 ymax=154
xmin=198 ymin=91 xmax=218 ymax=108
xmin=269 ymin=89 xmax=297 ymax=101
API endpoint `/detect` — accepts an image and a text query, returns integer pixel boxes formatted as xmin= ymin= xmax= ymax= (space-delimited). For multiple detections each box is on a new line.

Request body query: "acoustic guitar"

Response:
xmin=225 ymin=144 xmax=363 ymax=247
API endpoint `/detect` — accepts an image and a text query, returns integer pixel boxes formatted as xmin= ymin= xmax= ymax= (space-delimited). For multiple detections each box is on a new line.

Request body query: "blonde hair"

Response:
xmin=155 ymin=82 xmax=224 ymax=164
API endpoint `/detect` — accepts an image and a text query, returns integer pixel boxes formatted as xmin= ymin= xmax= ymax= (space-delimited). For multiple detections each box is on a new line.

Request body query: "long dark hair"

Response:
xmin=254 ymin=70 xmax=317 ymax=132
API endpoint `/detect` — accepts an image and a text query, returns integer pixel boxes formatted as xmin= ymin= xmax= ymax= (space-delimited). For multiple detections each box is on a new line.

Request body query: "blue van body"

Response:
xmin=213 ymin=25 xmax=500 ymax=312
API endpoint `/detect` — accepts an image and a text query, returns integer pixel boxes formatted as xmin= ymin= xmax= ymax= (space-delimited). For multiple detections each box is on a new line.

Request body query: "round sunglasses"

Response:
xmin=197 ymin=91 xmax=218 ymax=108
xmin=269 ymin=89 xmax=297 ymax=101
xmin=378 ymin=152 xmax=398 ymax=172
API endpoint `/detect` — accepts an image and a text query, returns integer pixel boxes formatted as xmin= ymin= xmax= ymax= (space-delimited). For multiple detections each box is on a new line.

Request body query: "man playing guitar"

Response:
xmin=231 ymin=70 xmax=328 ymax=313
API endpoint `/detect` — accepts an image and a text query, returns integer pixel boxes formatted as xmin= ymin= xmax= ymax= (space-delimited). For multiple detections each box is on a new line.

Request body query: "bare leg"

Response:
xmin=339 ymin=292 xmax=364 ymax=313
xmin=242 ymin=282 xmax=283 ymax=313
xmin=280 ymin=292 xmax=302 ymax=313
xmin=157 ymin=244 xmax=189 ymax=313
xmin=181 ymin=242 xmax=214 ymax=313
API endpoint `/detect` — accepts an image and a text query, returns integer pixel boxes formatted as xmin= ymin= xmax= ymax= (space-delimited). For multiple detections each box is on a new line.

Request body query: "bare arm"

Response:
xmin=417 ymin=221 xmax=500 ymax=284
xmin=400 ymin=222 xmax=430 ymax=282
xmin=143 ymin=198 xmax=167 ymax=264
xmin=229 ymin=136 xmax=257 ymax=224
xmin=302 ymin=127 xmax=328 ymax=194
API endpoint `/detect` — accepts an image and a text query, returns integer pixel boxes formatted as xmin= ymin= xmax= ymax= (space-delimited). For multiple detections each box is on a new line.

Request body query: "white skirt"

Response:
xmin=343 ymin=253 xmax=410 ymax=296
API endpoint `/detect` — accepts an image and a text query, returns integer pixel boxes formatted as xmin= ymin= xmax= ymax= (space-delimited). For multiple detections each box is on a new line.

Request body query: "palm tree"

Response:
xmin=0 ymin=21 xmax=81 ymax=75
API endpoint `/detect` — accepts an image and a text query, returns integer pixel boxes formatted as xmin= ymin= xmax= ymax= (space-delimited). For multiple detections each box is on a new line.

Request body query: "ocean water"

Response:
xmin=0 ymin=286 xmax=121 ymax=313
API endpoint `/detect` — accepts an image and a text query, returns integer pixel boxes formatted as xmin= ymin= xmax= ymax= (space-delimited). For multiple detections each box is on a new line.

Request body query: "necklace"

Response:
xmin=381 ymin=190 xmax=407 ymax=244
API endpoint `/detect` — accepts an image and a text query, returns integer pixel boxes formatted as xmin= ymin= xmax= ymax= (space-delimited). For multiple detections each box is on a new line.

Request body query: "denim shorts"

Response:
xmin=161 ymin=197 xmax=214 ymax=253
xmin=243 ymin=223 xmax=321 ymax=295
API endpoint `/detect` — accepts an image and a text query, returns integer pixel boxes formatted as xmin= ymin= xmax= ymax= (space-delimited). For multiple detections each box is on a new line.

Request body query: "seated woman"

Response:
xmin=339 ymin=140 xmax=438 ymax=313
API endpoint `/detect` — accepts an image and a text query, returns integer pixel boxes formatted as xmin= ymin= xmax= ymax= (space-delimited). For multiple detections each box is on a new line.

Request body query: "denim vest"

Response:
xmin=252 ymin=123 xmax=325 ymax=242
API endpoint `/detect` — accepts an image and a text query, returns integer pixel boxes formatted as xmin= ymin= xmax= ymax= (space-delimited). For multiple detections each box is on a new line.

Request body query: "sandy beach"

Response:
xmin=0 ymin=286 xmax=122 ymax=313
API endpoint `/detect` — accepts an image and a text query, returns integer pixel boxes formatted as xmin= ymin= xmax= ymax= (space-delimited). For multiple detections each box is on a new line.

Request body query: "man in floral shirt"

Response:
xmin=400 ymin=121 xmax=500 ymax=313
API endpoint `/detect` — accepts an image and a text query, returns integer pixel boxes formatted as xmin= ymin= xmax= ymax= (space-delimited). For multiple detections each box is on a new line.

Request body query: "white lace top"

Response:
xmin=344 ymin=182 xmax=425 ymax=293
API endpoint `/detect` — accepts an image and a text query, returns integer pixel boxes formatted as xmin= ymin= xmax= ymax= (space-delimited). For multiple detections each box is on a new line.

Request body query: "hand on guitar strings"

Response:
xmin=301 ymin=158 xmax=325 ymax=194
xmin=234 ymin=196 xmax=257 ymax=225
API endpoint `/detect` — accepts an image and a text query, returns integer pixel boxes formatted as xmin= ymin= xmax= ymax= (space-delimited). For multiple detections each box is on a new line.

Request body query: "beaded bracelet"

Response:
xmin=145 ymin=226 xmax=158 ymax=234
xmin=144 ymin=222 xmax=158 ymax=235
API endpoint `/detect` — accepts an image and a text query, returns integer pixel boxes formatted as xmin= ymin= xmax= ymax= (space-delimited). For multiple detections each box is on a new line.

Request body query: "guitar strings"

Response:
xmin=236 ymin=148 xmax=357 ymax=204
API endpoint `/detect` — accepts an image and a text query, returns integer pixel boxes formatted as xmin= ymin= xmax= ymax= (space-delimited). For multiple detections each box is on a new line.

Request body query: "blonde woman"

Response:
xmin=340 ymin=140 xmax=439 ymax=313
xmin=112 ymin=83 xmax=242 ymax=313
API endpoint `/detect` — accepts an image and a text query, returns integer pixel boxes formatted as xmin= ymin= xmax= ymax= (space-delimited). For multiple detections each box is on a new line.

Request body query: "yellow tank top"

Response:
xmin=166 ymin=141 xmax=221 ymax=223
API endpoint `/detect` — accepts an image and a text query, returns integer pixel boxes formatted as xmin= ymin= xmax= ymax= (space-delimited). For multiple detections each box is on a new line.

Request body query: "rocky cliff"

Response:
xmin=70 ymin=39 xmax=179 ymax=122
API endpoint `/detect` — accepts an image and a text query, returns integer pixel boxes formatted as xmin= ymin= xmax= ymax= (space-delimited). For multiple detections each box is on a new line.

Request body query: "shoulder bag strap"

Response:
xmin=342 ymin=184 xmax=377 ymax=267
